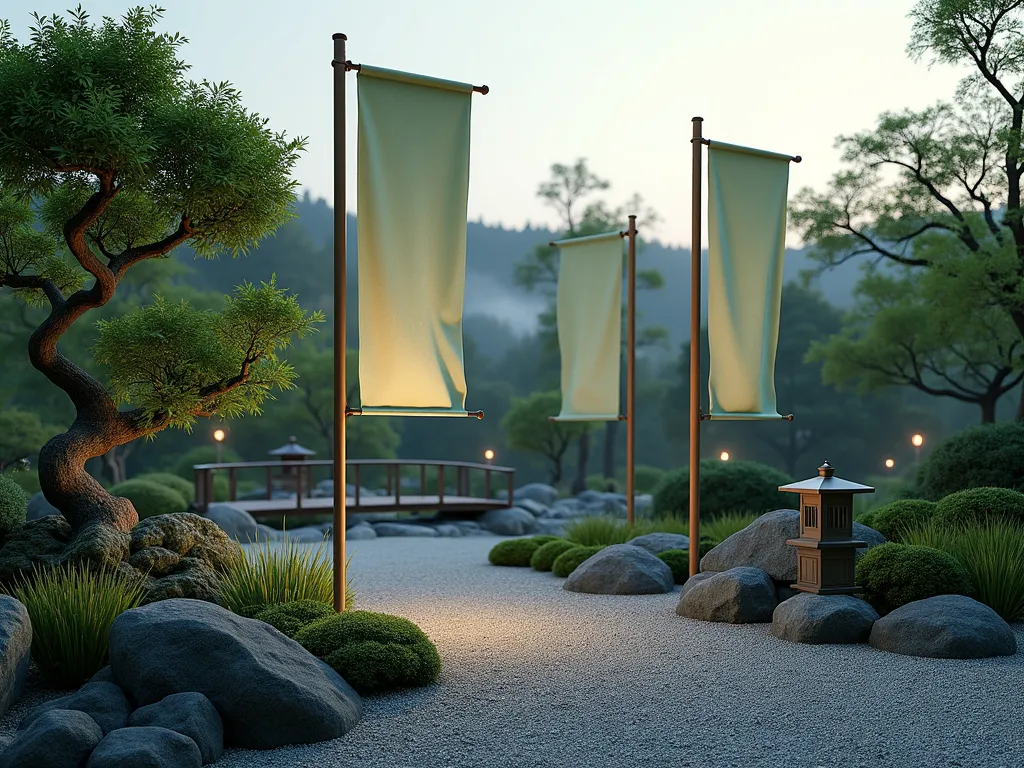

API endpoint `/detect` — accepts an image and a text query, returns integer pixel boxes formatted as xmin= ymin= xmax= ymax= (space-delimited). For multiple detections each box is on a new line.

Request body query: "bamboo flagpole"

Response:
xmin=332 ymin=33 xmax=348 ymax=612
xmin=625 ymin=214 xmax=637 ymax=526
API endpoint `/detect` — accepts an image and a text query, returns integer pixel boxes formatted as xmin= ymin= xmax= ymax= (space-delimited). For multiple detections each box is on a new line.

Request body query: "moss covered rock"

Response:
xmin=551 ymin=545 xmax=604 ymax=578
xmin=530 ymin=539 xmax=576 ymax=572
xmin=294 ymin=610 xmax=441 ymax=694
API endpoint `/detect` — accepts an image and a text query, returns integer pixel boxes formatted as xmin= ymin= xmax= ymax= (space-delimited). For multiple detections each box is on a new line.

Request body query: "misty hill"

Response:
xmin=173 ymin=194 xmax=864 ymax=354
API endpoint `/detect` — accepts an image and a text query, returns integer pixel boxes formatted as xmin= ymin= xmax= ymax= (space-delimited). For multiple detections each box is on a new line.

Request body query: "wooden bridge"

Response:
xmin=192 ymin=458 xmax=515 ymax=519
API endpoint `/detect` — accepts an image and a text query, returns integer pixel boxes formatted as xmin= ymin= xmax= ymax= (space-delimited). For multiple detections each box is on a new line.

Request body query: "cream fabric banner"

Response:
xmin=356 ymin=65 xmax=473 ymax=416
xmin=706 ymin=141 xmax=790 ymax=420
xmin=552 ymin=232 xmax=623 ymax=421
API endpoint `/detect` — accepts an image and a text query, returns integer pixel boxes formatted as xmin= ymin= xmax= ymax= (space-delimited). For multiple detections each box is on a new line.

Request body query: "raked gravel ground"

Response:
xmin=3 ymin=535 xmax=1023 ymax=767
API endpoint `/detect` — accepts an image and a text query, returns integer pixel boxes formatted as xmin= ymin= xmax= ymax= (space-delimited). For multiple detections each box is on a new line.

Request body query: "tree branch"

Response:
xmin=110 ymin=216 xmax=193 ymax=279
xmin=0 ymin=273 xmax=65 ymax=309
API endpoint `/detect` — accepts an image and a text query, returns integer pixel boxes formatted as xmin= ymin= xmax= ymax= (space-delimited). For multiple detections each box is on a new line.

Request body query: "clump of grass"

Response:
xmin=3 ymin=564 xmax=146 ymax=689
xmin=564 ymin=516 xmax=690 ymax=546
xmin=903 ymin=519 xmax=1024 ymax=622
xmin=699 ymin=511 xmax=759 ymax=543
xmin=219 ymin=538 xmax=353 ymax=614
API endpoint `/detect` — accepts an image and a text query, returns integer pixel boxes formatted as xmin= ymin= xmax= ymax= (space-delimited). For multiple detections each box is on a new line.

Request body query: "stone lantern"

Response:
xmin=780 ymin=461 xmax=874 ymax=595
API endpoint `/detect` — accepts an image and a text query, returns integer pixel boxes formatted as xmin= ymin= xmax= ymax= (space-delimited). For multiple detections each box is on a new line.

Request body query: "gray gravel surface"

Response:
xmin=3 ymin=537 xmax=1023 ymax=767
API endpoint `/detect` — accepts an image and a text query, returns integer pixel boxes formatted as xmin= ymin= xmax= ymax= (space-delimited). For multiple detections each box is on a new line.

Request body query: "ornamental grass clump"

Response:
xmin=530 ymin=539 xmax=577 ymax=572
xmin=903 ymin=519 xmax=1024 ymax=622
xmin=293 ymin=610 xmax=441 ymax=695
xmin=487 ymin=536 xmax=557 ymax=567
xmin=699 ymin=512 xmax=759 ymax=543
xmin=219 ymin=538 xmax=353 ymax=613
xmin=3 ymin=563 xmax=146 ymax=689
xmin=551 ymin=545 xmax=604 ymax=577
xmin=251 ymin=599 xmax=335 ymax=638
xmin=854 ymin=542 xmax=972 ymax=615
xmin=564 ymin=516 xmax=690 ymax=547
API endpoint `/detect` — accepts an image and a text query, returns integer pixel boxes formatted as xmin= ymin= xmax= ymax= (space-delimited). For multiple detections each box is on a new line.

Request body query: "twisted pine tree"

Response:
xmin=0 ymin=7 xmax=321 ymax=535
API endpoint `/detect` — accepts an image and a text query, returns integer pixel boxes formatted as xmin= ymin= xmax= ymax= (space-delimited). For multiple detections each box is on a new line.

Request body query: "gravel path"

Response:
xmin=3 ymin=536 xmax=1022 ymax=767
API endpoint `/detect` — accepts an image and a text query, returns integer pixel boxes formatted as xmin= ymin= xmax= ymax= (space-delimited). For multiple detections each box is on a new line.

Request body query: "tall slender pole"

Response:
xmin=689 ymin=117 xmax=704 ymax=577
xmin=332 ymin=33 xmax=348 ymax=612
xmin=625 ymin=214 xmax=637 ymax=526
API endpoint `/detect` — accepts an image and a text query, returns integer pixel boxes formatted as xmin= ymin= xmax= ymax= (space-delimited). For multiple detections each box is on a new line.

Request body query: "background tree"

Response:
xmin=809 ymin=264 xmax=1024 ymax=423
xmin=0 ymin=408 xmax=53 ymax=471
xmin=515 ymin=159 xmax=665 ymax=492
xmin=790 ymin=0 xmax=1024 ymax=418
xmin=0 ymin=7 xmax=318 ymax=534
xmin=501 ymin=390 xmax=591 ymax=485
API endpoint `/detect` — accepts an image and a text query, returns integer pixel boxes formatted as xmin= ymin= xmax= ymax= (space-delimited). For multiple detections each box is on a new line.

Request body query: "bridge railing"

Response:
xmin=192 ymin=458 xmax=516 ymax=513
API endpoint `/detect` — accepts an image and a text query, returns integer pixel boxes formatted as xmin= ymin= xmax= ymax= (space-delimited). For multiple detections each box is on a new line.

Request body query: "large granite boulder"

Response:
xmin=770 ymin=593 xmax=879 ymax=644
xmin=202 ymin=503 xmax=260 ymax=543
xmin=563 ymin=544 xmax=675 ymax=595
xmin=25 ymin=493 xmax=60 ymax=521
xmin=629 ymin=533 xmax=690 ymax=556
xmin=479 ymin=508 xmax=537 ymax=536
xmin=0 ymin=596 xmax=31 ymax=717
xmin=699 ymin=509 xmax=886 ymax=581
xmin=513 ymin=483 xmax=559 ymax=506
xmin=677 ymin=567 xmax=777 ymax=624
xmin=373 ymin=522 xmax=438 ymax=537
xmin=20 ymin=681 xmax=132 ymax=735
xmin=869 ymin=594 xmax=1018 ymax=659
xmin=128 ymin=692 xmax=223 ymax=765
xmin=0 ymin=709 xmax=102 ymax=768
xmin=109 ymin=599 xmax=363 ymax=749
xmin=87 ymin=726 xmax=202 ymax=768
xmin=345 ymin=522 xmax=377 ymax=540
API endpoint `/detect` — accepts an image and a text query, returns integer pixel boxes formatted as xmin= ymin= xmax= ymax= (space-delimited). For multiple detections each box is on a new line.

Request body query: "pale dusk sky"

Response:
xmin=7 ymin=0 xmax=974 ymax=248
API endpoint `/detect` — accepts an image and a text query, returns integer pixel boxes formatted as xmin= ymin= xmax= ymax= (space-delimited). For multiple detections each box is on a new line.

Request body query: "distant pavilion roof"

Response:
xmin=268 ymin=436 xmax=317 ymax=457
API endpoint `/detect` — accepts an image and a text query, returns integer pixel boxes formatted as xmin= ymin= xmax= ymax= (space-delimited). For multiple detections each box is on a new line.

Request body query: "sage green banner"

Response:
xmin=706 ymin=142 xmax=789 ymax=420
xmin=551 ymin=231 xmax=623 ymax=421
xmin=356 ymin=66 xmax=473 ymax=415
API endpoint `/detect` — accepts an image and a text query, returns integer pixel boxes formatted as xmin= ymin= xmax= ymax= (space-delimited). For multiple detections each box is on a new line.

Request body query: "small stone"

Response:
xmin=128 ymin=691 xmax=223 ymax=764
xmin=628 ymin=533 xmax=690 ymax=555
xmin=771 ymin=593 xmax=879 ymax=644
xmin=676 ymin=567 xmax=777 ymax=624
xmin=0 ymin=709 xmax=102 ymax=768
xmin=345 ymin=523 xmax=377 ymax=540
xmin=20 ymin=681 xmax=132 ymax=735
xmin=86 ymin=726 xmax=202 ymax=768
xmin=479 ymin=508 xmax=536 ymax=536
xmin=373 ymin=522 xmax=438 ymax=537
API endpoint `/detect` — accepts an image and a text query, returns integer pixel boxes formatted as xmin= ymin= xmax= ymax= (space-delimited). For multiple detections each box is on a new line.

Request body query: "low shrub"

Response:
xmin=109 ymin=479 xmax=188 ymax=519
xmin=903 ymin=519 xmax=1024 ymax=622
xmin=634 ymin=465 xmax=667 ymax=494
xmin=530 ymin=539 xmax=577 ymax=571
xmin=3 ymin=564 xmax=146 ymax=689
xmin=220 ymin=538 xmax=353 ymax=613
xmin=699 ymin=512 xmax=759 ymax=543
xmin=487 ymin=536 xmax=556 ymax=567
xmin=656 ymin=549 xmax=689 ymax=584
xmin=869 ymin=499 xmax=937 ymax=542
xmin=293 ymin=610 xmax=441 ymax=695
xmin=251 ymin=599 xmax=335 ymax=638
xmin=932 ymin=487 xmax=1024 ymax=530
xmin=6 ymin=469 xmax=41 ymax=496
xmin=551 ymin=545 xmax=604 ymax=577
xmin=0 ymin=474 xmax=29 ymax=541
xmin=914 ymin=421 xmax=1024 ymax=500
xmin=854 ymin=542 xmax=972 ymax=614
xmin=652 ymin=460 xmax=791 ymax=519
xmin=135 ymin=472 xmax=196 ymax=503
xmin=698 ymin=537 xmax=719 ymax=560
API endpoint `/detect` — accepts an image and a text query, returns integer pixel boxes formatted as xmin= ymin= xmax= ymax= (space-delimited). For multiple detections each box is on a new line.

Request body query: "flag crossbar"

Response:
xmin=694 ymin=137 xmax=802 ymax=164
xmin=341 ymin=60 xmax=490 ymax=94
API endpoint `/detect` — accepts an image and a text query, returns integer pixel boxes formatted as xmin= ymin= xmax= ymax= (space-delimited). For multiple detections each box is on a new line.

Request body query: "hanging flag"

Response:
xmin=356 ymin=65 xmax=473 ymax=416
xmin=551 ymin=231 xmax=623 ymax=421
xmin=706 ymin=142 xmax=790 ymax=420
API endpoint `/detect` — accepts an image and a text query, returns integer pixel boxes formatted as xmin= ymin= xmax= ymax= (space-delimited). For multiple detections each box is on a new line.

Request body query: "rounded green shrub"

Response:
xmin=136 ymin=472 xmax=196 ymax=503
xmin=109 ymin=479 xmax=188 ymax=519
xmin=656 ymin=549 xmax=689 ymax=584
xmin=855 ymin=542 xmax=972 ymax=614
xmin=487 ymin=536 xmax=557 ymax=567
xmin=869 ymin=499 xmax=937 ymax=542
xmin=933 ymin=487 xmax=1024 ymax=530
xmin=252 ymin=600 xmax=335 ymax=638
xmin=530 ymin=539 xmax=576 ymax=571
xmin=551 ymin=545 xmax=604 ymax=578
xmin=0 ymin=475 xmax=29 ymax=540
xmin=698 ymin=537 xmax=718 ymax=559
xmin=634 ymin=465 xmax=667 ymax=494
xmin=293 ymin=610 xmax=441 ymax=694
xmin=915 ymin=421 xmax=1024 ymax=500
xmin=652 ymin=460 xmax=792 ymax=519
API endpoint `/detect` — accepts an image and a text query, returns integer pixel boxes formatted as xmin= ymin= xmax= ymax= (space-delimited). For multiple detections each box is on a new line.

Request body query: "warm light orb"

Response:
xmin=884 ymin=458 xmax=895 ymax=469
xmin=213 ymin=429 xmax=226 ymax=443
xmin=719 ymin=451 xmax=730 ymax=461
xmin=911 ymin=433 xmax=924 ymax=447
xmin=484 ymin=449 xmax=495 ymax=461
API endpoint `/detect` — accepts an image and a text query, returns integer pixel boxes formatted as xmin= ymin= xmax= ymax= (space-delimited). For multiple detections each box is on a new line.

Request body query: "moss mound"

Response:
xmin=488 ymin=536 xmax=557 ymax=567
xmin=136 ymin=472 xmax=196 ymax=503
xmin=869 ymin=499 xmax=936 ymax=542
xmin=0 ymin=475 xmax=29 ymax=541
xmin=251 ymin=599 xmax=335 ymax=638
xmin=293 ymin=610 xmax=441 ymax=694
xmin=551 ymin=545 xmax=604 ymax=578
xmin=530 ymin=539 xmax=576 ymax=572
xmin=652 ymin=459 xmax=792 ymax=518
xmin=933 ymin=487 xmax=1024 ymax=530
xmin=915 ymin=421 xmax=1024 ymax=499
xmin=855 ymin=542 xmax=972 ymax=614
xmin=656 ymin=549 xmax=690 ymax=584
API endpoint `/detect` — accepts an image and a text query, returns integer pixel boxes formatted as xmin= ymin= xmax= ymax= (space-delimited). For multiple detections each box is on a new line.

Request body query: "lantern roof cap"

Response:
xmin=779 ymin=461 xmax=874 ymax=494
xmin=268 ymin=436 xmax=316 ymax=457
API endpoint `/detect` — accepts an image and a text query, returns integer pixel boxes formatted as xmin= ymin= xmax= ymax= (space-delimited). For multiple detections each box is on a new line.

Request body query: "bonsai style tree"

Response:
xmin=0 ymin=7 xmax=320 ymax=535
